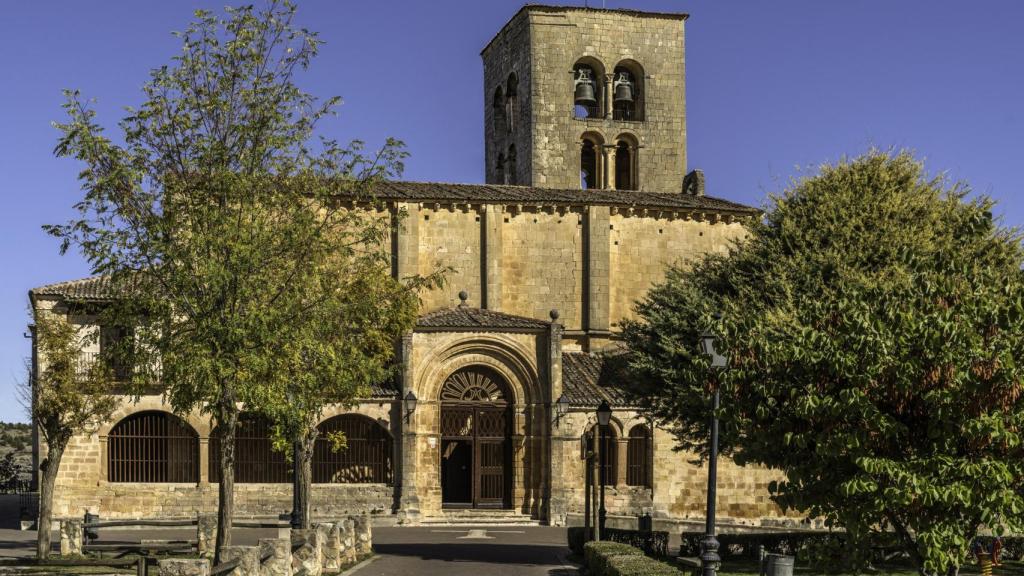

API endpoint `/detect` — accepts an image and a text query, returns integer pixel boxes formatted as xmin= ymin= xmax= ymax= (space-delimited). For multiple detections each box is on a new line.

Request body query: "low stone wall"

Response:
xmin=52 ymin=482 xmax=393 ymax=519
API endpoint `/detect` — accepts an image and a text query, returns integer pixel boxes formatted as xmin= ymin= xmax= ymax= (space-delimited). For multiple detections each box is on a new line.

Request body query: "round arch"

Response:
xmin=580 ymin=130 xmax=606 ymax=190
xmin=612 ymin=132 xmax=640 ymax=191
xmin=314 ymin=413 xmax=393 ymax=485
xmin=612 ymin=59 xmax=645 ymax=121
xmin=108 ymin=410 xmax=199 ymax=483
xmin=573 ymin=56 xmax=606 ymax=119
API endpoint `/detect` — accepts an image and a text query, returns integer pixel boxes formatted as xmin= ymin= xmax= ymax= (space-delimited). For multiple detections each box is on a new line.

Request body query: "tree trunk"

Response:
xmin=37 ymin=442 xmax=65 ymax=559
xmin=295 ymin=428 xmax=316 ymax=530
xmin=214 ymin=407 xmax=238 ymax=565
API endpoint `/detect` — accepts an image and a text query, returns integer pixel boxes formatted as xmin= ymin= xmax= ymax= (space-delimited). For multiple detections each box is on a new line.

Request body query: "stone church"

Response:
xmin=30 ymin=5 xmax=791 ymax=529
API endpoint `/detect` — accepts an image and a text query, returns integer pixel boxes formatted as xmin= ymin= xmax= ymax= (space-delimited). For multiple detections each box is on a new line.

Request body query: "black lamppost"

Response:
xmin=596 ymin=400 xmax=613 ymax=537
xmin=698 ymin=314 xmax=727 ymax=576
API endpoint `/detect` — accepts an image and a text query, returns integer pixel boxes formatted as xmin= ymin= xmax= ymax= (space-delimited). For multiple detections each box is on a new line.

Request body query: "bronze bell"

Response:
xmin=613 ymin=71 xmax=634 ymax=103
xmin=574 ymin=69 xmax=597 ymax=106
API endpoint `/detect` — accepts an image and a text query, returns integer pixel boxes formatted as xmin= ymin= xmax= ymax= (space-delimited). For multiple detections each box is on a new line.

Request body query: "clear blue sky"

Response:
xmin=1 ymin=1 xmax=1022 ymax=423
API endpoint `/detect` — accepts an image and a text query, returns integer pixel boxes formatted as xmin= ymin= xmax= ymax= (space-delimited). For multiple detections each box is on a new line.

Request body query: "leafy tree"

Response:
xmin=622 ymin=151 xmax=1024 ymax=576
xmin=27 ymin=315 xmax=116 ymax=558
xmin=46 ymin=1 xmax=436 ymax=560
xmin=0 ymin=452 xmax=21 ymax=492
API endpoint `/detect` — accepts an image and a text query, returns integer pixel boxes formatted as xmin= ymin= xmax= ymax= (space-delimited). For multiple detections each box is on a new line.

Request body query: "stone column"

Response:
xmin=392 ymin=202 xmax=420 ymax=281
xmin=396 ymin=334 xmax=421 ymax=525
xmin=545 ymin=319 xmax=568 ymax=526
xmin=616 ymin=438 xmax=629 ymax=489
xmin=197 ymin=514 xmax=218 ymax=559
xmin=603 ymin=145 xmax=617 ymax=190
xmin=160 ymin=559 xmax=211 ymax=576
xmin=219 ymin=545 xmax=260 ymax=576
xmin=60 ymin=518 xmax=83 ymax=556
xmin=584 ymin=205 xmax=611 ymax=336
xmin=199 ymin=437 xmax=210 ymax=484
xmin=258 ymin=538 xmax=292 ymax=576
xmin=98 ymin=435 xmax=108 ymax=482
xmin=603 ymin=73 xmax=614 ymax=120
xmin=481 ymin=204 xmax=503 ymax=311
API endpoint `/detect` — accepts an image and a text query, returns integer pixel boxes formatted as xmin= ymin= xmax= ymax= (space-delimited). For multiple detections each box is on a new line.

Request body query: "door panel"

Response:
xmin=441 ymin=404 xmax=510 ymax=508
xmin=441 ymin=439 xmax=473 ymax=505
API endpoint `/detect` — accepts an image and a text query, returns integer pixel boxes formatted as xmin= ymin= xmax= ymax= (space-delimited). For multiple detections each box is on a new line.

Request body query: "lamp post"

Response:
xmin=596 ymin=400 xmax=612 ymax=537
xmin=698 ymin=314 xmax=727 ymax=576
xmin=404 ymin=390 xmax=418 ymax=422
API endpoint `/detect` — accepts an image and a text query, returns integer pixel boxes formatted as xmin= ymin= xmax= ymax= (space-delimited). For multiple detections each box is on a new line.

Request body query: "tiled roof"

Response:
xmin=368 ymin=375 xmax=399 ymax=400
xmin=561 ymin=352 xmax=636 ymax=408
xmin=418 ymin=305 xmax=551 ymax=331
xmin=349 ymin=181 xmax=758 ymax=216
xmin=522 ymin=4 xmax=689 ymax=21
xmin=30 ymin=275 xmax=118 ymax=302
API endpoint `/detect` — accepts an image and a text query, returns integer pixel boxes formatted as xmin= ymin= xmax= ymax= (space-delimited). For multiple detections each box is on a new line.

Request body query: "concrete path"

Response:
xmin=359 ymin=526 xmax=577 ymax=576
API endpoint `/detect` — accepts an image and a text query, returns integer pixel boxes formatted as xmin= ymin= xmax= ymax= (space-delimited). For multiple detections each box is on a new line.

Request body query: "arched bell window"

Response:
xmin=580 ymin=132 xmax=604 ymax=190
xmin=496 ymin=153 xmax=507 ymax=185
xmin=627 ymin=424 xmax=652 ymax=487
xmin=613 ymin=134 xmax=638 ymax=191
xmin=612 ymin=60 xmax=644 ymax=121
xmin=505 ymin=73 xmax=518 ymax=134
xmin=492 ymin=86 xmax=506 ymax=133
xmin=573 ymin=58 xmax=605 ymax=119
xmin=108 ymin=411 xmax=199 ymax=483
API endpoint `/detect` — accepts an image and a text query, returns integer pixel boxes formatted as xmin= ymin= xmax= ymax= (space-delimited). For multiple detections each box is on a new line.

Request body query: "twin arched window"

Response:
xmin=573 ymin=58 xmax=644 ymax=121
xmin=580 ymin=133 xmax=637 ymax=191
xmin=627 ymin=424 xmax=652 ymax=488
xmin=492 ymin=72 xmax=520 ymax=185
xmin=582 ymin=422 xmax=652 ymax=488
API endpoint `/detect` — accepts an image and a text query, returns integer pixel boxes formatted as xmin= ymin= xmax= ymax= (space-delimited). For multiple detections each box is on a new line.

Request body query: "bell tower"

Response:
xmin=481 ymin=5 xmax=688 ymax=192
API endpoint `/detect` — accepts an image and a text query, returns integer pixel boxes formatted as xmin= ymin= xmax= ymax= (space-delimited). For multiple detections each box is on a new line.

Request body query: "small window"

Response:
xmin=492 ymin=87 xmax=505 ymax=134
xmin=627 ymin=424 xmax=652 ymax=487
xmin=108 ymin=411 xmax=199 ymax=483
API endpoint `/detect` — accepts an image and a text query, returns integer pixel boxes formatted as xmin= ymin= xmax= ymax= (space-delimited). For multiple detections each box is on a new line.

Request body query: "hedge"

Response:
xmin=568 ymin=527 xmax=670 ymax=558
xmin=583 ymin=541 xmax=681 ymax=576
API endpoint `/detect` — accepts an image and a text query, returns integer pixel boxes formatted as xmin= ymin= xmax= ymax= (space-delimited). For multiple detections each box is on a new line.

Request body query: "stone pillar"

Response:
xmin=339 ymin=517 xmax=356 ymax=564
xmin=219 ymin=545 xmax=260 ymax=576
xmin=481 ymin=204 xmax=503 ymax=311
xmin=396 ymin=333 xmax=421 ymax=524
xmin=197 ymin=514 xmax=218 ymax=559
xmin=545 ymin=319 xmax=568 ymax=526
xmin=603 ymin=73 xmax=614 ymax=120
xmin=258 ymin=538 xmax=292 ymax=576
xmin=60 ymin=518 xmax=83 ymax=556
xmin=199 ymin=438 xmax=210 ymax=484
xmin=584 ymin=205 xmax=611 ymax=336
xmin=603 ymin=145 xmax=617 ymax=190
xmin=353 ymin=513 xmax=372 ymax=556
xmin=159 ymin=558 xmax=211 ymax=576
xmin=392 ymin=202 xmax=420 ymax=281
xmin=98 ymin=435 xmax=108 ymax=481
xmin=292 ymin=528 xmax=321 ymax=576
xmin=616 ymin=438 xmax=629 ymax=489
xmin=316 ymin=523 xmax=340 ymax=574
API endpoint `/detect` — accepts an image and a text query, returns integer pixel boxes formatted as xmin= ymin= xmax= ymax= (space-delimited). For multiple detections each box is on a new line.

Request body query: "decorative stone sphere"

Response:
xmin=549 ymin=309 xmax=560 ymax=321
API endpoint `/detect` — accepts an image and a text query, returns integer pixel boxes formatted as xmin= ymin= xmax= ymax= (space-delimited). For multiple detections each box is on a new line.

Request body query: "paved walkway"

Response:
xmin=361 ymin=527 xmax=577 ymax=576
xmin=0 ymin=525 xmax=578 ymax=575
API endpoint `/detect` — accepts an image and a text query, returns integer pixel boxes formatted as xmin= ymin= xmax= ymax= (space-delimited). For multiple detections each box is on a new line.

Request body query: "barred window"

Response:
xmin=314 ymin=415 xmax=392 ymax=485
xmin=585 ymin=424 xmax=617 ymax=486
xmin=210 ymin=414 xmax=290 ymax=484
xmin=627 ymin=424 xmax=652 ymax=488
xmin=108 ymin=411 xmax=198 ymax=483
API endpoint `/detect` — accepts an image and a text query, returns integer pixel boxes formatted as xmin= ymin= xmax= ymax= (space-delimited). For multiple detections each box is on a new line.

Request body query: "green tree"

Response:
xmin=46 ymin=1 xmax=436 ymax=560
xmin=28 ymin=315 xmax=116 ymax=558
xmin=622 ymin=151 xmax=1024 ymax=576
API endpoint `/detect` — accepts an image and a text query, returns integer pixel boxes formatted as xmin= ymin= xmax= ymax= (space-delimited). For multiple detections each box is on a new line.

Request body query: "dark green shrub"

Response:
xmin=568 ymin=526 xmax=589 ymax=555
xmin=584 ymin=541 xmax=644 ymax=576
xmin=605 ymin=554 xmax=683 ymax=576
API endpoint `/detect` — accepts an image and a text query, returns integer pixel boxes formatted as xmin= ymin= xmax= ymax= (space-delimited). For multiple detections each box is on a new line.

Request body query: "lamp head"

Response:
xmin=556 ymin=394 xmax=570 ymax=417
xmin=404 ymin=390 xmax=418 ymax=415
xmin=596 ymin=400 xmax=612 ymax=426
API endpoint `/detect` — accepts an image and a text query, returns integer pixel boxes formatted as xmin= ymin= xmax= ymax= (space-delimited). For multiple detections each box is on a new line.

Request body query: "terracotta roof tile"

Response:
xmin=561 ymin=352 xmax=636 ymax=408
xmin=30 ymin=275 xmax=118 ymax=301
xmin=345 ymin=181 xmax=758 ymax=216
xmin=418 ymin=306 xmax=551 ymax=331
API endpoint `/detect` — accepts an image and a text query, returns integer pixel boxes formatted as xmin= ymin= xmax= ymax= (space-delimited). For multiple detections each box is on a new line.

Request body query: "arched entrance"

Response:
xmin=439 ymin=366 xmax=512 ymax=508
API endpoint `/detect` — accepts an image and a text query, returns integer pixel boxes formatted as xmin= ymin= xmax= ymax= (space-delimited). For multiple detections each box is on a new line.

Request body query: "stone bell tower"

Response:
xmin=481 ymin=5 xmax=688 ymax=192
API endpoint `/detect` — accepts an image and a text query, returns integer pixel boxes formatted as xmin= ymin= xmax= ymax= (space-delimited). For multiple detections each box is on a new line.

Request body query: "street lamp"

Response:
xmin=555 ymin=393 xmax=570 ymax=424
xmin=699 ymin=314 xmax=727 ymax=576
xmin=404 ymin=390 xmax=418 ymax=421
xmin=596 ymin=400 xmax=612 ymax=537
